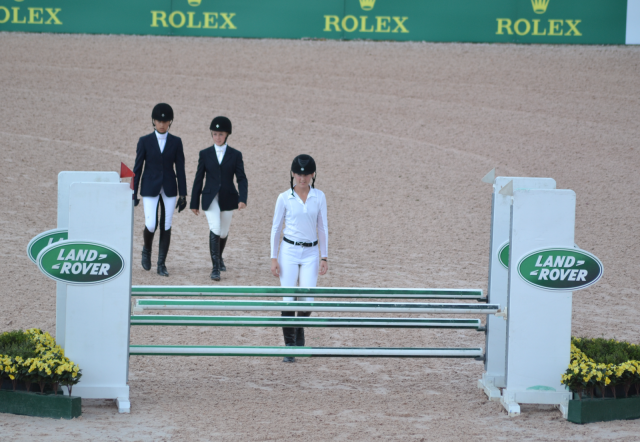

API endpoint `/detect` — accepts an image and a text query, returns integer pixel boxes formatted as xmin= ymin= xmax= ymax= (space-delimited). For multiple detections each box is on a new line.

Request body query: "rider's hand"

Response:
xmin=271 ymin=259 xmax=280 ymax=277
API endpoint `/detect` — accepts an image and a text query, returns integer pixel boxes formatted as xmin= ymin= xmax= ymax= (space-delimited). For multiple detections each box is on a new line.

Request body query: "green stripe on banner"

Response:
xmin=0 ymin=0 xmax=627 ymax=44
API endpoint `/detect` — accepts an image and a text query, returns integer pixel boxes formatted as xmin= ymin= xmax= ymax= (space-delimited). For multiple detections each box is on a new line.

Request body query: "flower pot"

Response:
xmin=0 ymin=379 xmax=62 ymax=394
xmin=567 ymin=395 xmax=640 ymax=424
xmin=0 ymin=390 xmax=81 ymax=419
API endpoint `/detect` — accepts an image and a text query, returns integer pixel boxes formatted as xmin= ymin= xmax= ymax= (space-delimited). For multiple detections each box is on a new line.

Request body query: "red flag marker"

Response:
xmin=120 ymin=162 xmax=135 ymax=190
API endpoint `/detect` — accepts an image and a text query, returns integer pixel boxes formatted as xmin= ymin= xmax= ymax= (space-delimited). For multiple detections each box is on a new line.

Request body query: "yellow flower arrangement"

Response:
xmin=0 ymin=329 xmax=82 ymax=395
xmin=561 ymin=338 xmax=640 ymax=399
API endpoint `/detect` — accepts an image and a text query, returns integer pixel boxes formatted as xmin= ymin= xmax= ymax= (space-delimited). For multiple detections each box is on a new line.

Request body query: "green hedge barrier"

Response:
xmin=0 ymin=0 xmax=630 ymax=44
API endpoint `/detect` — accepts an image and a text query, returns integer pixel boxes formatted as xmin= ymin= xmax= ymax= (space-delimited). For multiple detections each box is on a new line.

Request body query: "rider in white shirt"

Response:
xmin=271 ymin=154 xmax=328 ymax=362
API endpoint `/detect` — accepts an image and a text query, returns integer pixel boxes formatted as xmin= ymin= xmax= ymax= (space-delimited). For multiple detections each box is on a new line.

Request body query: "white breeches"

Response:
xmin=278 ymin=241 xmax=318 ymax=301
xmin=204 ymin=194 xmax=233 ymax=238
xmin=143 ymin=189 xmax=176 ymax=233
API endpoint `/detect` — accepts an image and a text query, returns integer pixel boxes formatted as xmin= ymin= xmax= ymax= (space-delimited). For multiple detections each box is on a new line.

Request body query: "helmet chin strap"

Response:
xmin=290 ymin=173 xmax=316 ymax=196
xmin=290 ymin=172 xmax=295 ymax=196
xmin=152 ymin=120 xmax=172 ymax=133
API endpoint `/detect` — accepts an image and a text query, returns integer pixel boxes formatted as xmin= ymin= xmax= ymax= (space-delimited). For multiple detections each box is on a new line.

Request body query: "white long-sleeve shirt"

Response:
xmin=155 ymin=131 xmax=168 ymax=153
xmin=270 ymin=187 xmax=328 ymax=259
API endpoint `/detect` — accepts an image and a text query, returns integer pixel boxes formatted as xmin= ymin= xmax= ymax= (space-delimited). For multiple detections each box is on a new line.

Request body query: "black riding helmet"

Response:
xmin=152 ymin=103 xmax=173 ymax=122
xmin=210 ymin=116 xmax=232 ymax=134
xmin=291 ymin=154 xmax=316 ymax=175
xmin=290 ymin=154 xmax=316 ymax=195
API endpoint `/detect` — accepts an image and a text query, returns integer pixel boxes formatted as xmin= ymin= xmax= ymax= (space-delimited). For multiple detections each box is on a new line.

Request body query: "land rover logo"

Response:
xmin=27 ymin=229 xmax=68 ymax=264
xmin=498 ymin=243 xmax=509 ymax=268
xmin=517 ymin=248 xmax=603 ymax=291
xmin=37 ymin=240 xmax=125 ymax=285
xmin=499 ymin=242 xmax=582 ymax=269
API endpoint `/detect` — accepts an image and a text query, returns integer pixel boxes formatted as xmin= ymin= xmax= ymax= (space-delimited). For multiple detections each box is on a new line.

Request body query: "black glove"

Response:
xmin=176 ymin=196 xmax=187 ymax=213
xmin=134 ymin=197 xmax=140 ymax=207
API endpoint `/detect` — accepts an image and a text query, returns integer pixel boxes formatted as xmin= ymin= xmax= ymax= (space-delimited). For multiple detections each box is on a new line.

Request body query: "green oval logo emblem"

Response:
xmin=27 ymin=229 xmax=68 ymax=264
xmin=37 ymin=240 xmax=125 ymax=285
xmin=498 ymin=243 xmax=509 ymax=269
xmin=517 ymin=248 xmax=603 ymax=291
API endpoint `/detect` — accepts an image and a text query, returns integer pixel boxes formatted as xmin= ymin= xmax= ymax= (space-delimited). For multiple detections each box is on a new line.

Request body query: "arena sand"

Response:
xmin=0 ymin=32 xmax=639 ymax=441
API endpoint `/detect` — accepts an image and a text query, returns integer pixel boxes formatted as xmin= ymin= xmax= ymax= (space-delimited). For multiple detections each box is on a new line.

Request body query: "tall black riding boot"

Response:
xmin=209 ymin=231 xmax=221 ymax=281
xmin=157 ymin=228 xmax=171 ymax=277
xmin=295 ymin=312 xmax=311 ymax=346
xmin=141 ymin=227 xmax=155 ymax=271
xmin=282 ymin=311 xmax=296 ymax=362
xmin=219 ymin=236 xmax=228 ymax=272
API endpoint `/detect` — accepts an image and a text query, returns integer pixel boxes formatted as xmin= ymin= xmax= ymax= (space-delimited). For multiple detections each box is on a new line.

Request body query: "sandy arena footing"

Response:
xmin=0 ymin=32 xmax=639 ymax=441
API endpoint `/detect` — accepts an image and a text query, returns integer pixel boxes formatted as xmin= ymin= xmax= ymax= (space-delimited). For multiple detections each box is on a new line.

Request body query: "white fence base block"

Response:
xmin=500 ymin=390 xmax=572 ymax=417
xmin=117 ymin=397 xmax=131 ymax=414
xmin=477 ymin=374 xmax=502 ymax=402
xmin=72 ymin=385 xmax=130 ymax=399
xmin=500 ymin=394 xmax=521 ymax=417
xmin=556 ymin=402 xmax=569 ymax=419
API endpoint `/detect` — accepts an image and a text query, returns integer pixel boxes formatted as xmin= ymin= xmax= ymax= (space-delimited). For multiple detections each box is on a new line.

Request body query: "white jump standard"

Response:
xmin=479 ymin=177 xmax=556 ymax=400
xmin=476 ymin=174 xmax=602 ymax=417
xmin=55 ymin=171 xmax=120 ymax=349
xmin=44 ymin=179 xmax=134 ymax=413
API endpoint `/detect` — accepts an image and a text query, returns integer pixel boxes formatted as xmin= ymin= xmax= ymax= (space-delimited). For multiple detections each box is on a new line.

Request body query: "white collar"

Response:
xmin=214 ymin=143 xmax=227 ymax=151
xmin=155 ymin=130 xmax=168 ymax=139
xmin=288 ymin=186 xmax=316 ymax=199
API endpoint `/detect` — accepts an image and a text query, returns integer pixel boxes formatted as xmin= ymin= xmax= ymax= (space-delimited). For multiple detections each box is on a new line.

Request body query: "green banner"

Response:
xmin=0 ymin=0 xmax=627 ymax=44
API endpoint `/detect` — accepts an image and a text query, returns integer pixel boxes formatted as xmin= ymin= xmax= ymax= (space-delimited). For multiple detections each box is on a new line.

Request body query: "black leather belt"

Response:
xmin=284 ymin=237 xmax=318 ymax=247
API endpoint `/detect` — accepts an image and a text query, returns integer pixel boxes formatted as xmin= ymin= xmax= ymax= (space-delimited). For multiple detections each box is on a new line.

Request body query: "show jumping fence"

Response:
xmin=37 ymin=170 xmax=591 ymax=417
xmin=129 ymin=287 xmax=493 ymax=359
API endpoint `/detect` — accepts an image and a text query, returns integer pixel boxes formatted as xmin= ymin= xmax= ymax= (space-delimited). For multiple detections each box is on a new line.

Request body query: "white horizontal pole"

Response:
xmin=134 ymin=300 xmax=499 ymax=315
xmin=130 ymin=285 xmax=483 ymax=299
xmin=130 ymin=316 xmax=482 ymax=328
xmin=129 ymin=345 xmax=484 ymax=358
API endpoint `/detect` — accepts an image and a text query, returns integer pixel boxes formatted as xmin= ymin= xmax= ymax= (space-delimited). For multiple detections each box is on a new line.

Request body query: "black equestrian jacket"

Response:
xmin=190 ymin=145 xmax=248 ymax=212
xmin=133 ymin=132 xmax=187 ymax=198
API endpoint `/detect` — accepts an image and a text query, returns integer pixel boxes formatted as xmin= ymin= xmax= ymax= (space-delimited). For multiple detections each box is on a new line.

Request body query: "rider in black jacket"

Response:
xmin=133 ymin=103 xmax=187 ymax=277
xmin=190 ymin=116 xmax=248 ymax=281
